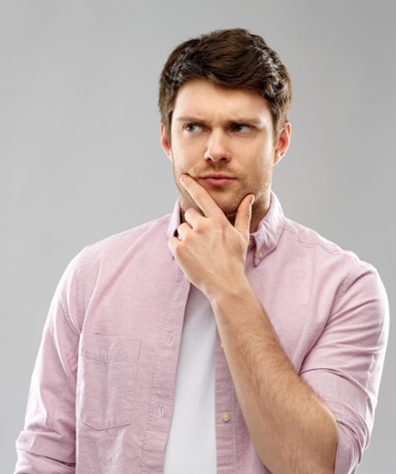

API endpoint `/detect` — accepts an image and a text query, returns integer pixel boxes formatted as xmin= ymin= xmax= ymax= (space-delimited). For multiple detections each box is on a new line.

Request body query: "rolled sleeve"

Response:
xmin=300 ymin=263 xmax=389 ymax=474
xmin=15 ymin=450 xmax=76 ymax=474
xmin=15 ymin=253 xmax=84 ymax=473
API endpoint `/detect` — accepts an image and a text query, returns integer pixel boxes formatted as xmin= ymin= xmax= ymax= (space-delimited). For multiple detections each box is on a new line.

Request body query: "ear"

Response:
xmin=273 ymin=122 xmax=291 ymax=165
xmin=160 ymin=123 xmax=173 ymax=162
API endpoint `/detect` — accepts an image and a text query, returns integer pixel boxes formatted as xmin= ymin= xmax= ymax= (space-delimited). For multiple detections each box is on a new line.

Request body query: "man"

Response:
xmin=15 ymin=28 xmax=388 ymax=474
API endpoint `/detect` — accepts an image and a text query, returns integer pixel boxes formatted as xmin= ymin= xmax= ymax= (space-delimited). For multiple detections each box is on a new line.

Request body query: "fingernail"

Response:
xmin=180 ymin=175 xmax=187 ymax=183
xmin=250 ymin=195 xmax=255 ymax=205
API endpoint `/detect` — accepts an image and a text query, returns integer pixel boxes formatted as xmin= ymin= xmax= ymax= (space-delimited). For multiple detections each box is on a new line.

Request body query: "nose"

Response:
xmin=204 ymin=130 xmax=231 ymax=163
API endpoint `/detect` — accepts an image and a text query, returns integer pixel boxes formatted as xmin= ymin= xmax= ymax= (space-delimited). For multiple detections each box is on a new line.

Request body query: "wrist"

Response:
xmin=205 ymin=274 xmax=253 ymax=308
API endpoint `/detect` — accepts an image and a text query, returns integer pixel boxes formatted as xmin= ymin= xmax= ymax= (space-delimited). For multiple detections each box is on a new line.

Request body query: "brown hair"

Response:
xmin=158 ymin=28 xmax=292 ymax=144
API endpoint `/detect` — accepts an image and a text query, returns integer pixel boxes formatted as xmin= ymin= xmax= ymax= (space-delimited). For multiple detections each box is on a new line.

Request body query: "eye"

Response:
xmin=234 ymin=124 xmax=251 ymax=132
xmin=185 ymin=123 xmax=203 ymax=132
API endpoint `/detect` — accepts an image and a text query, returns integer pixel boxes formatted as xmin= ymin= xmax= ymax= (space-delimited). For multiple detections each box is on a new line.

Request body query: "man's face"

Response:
xmin=161 ymin=80 xmax=290 ymax=229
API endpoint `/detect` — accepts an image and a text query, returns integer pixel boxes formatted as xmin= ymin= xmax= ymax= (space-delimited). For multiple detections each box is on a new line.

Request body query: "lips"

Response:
xmin=200 ymin=174 xmax=236 ymax=187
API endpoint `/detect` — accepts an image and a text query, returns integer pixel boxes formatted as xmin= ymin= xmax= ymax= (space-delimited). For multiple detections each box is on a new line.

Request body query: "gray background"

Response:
xmin=1 ymin=1 xmax=395 ymax=472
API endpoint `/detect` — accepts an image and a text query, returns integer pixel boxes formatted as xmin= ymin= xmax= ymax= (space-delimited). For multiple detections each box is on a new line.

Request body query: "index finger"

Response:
xmin=180 ymin=174 xmax=224 ymax=217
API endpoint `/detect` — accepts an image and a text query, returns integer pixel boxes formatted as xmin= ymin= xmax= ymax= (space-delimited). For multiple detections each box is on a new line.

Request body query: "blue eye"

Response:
xmin=234 ymin=124 xmax=251 ymax=132
xmin=186 ymin=124 xmax=203 ymax=132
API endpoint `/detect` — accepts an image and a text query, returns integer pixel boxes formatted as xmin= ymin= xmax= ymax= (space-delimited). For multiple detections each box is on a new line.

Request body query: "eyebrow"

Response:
xmin=175 ymin=116 xmax=264 ymax=126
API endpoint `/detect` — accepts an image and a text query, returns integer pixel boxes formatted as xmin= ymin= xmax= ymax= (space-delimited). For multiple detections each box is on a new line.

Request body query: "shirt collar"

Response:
xmin=166 ymin=192 xmax=286 ymax=266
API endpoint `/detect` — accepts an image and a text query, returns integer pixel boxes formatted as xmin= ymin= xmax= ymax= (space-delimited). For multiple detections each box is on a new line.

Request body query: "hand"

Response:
xmin=168 ymin=174 xmax=255 ymax=299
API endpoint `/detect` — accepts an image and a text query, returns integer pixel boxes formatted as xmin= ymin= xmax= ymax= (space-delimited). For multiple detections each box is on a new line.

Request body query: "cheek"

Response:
xmin=172 ymin=142 xmax=203 ymax=171
xmin=249 ymin=151 xmax=274 ymax=184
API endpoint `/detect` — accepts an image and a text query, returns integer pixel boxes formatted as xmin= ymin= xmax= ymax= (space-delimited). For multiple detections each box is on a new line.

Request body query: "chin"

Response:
xmin=213 ymin=198 xmax=240 ymax=216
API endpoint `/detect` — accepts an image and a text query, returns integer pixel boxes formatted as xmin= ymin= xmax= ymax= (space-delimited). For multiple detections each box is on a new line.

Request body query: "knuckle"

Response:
xmin=195 ymin=225 xmax=204 ymax=235
xmin=178 ymin=223 xmax=189 ymax=234
xmin=175 ymin=242 xmax=187 ymax=258
xmin=168 ymin=238 xmax=178 ymax=254
xmin=174 ymin=243 xmax=182 ymax=255
xmin=183 ymin=232 xmax=193 ymax=243
xmin=211 ymin=215 xmax=224 ymax=226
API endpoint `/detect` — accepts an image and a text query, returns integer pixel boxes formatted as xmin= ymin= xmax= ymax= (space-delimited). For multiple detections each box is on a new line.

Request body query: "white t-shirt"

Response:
xmin=163 ymin=284 xmax=217 ymax=473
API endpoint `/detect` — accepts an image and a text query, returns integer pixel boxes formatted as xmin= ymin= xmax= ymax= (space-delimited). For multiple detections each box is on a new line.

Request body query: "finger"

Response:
xmin=180 ymin=175 xmax=224 ymax=217
xmin=234 ymin=194 xmax=255 ymax=238
xmin=184 ymin=207 xmax=204 ymax=228
xmin=177 ymin=222 xmax=192 ymax=240
xmin=167 ymin=236 xmax=180 ymax=258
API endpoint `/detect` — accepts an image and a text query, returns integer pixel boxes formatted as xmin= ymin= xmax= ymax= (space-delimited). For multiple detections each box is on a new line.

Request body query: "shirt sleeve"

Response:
xmin=300 ymin=262 xmax=389 ymax=474
xmin=15 ymin=252 xmax=84 ymax=474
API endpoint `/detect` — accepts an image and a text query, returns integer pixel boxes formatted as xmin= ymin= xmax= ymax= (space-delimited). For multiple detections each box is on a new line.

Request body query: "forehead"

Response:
xmin=172 ymin=79 xmax=272 ymax=124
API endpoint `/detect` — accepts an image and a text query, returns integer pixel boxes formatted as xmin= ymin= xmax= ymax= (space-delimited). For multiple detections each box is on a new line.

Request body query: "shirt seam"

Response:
xmin=57 ymin=267 xmax=81 ymax=337
xmin=282 ymin=223 xmax=357 ymax=259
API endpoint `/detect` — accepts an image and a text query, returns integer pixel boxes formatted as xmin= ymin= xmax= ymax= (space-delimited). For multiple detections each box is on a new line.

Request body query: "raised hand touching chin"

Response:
xmin=168 ymin=174 xmax=338 ymax=474
xmin=167 ymin=174 xmax=255 ymax=300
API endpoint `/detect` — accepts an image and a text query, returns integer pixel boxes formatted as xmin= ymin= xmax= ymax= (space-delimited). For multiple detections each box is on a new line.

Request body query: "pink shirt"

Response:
xmin=15 ymin=193 xmax=389 ymax=474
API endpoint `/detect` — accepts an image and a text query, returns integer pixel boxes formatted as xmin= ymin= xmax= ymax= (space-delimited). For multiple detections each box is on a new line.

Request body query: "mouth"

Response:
xmin=199 ymin=174 xmax=236 ymax=187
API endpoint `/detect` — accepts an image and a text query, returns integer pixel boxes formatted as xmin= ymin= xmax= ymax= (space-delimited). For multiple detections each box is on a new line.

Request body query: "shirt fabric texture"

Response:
xmin=15 ymin=192 xmax=389 ymax=474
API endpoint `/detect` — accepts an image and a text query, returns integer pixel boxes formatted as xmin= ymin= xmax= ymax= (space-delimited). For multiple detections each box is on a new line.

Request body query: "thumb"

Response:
xmin=234 ymin=194 xmax=255 ymax=238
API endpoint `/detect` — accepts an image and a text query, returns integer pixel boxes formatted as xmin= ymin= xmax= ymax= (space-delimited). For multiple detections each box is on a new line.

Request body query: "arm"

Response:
xmin=15 ymin=255 xmax=82 ymax=474
xmin=211 ymin=280 xmax=338 ymax=474
xmin=300 ymin=262 xmax=389 ymax=473
xmin=168 ymin=175 xmax=337 ymax=474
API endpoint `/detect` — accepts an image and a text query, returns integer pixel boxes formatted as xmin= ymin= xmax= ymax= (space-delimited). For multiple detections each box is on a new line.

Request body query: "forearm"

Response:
xmin=209 ymin=278 xmax=338 ymax=474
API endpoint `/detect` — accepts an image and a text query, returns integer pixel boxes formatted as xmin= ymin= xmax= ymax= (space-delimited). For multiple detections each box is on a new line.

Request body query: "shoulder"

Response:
xmin=54 ymin=213 xmax=174 ymax=326
xmin=80 ymin=213 xmax=172 ymax=260
xmin=281 ymin=217 xmax=369 ymax=269
xmin=280 ymin=217 xmax=388 ymax=312
xmin=283 ymin=218 xmax=355 ymax=258
xmin=59 ymin=213 xmax=173 ymax=287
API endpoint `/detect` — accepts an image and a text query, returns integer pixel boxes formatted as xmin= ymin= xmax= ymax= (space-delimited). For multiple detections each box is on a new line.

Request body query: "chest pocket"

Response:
xmin=77 ymin=334 xmax=142 ymax=430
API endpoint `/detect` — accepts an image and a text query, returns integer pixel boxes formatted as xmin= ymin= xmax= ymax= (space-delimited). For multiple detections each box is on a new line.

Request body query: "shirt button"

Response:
xmin=220 ymin=343 xmax=224 ymax=350
xmin=257 ymin=251 xmax=263 ymax=259
xmin=222 ymin=412 xmax=230 ymax=422
xmin=249 ymin=238 xmax=252 ymax=245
